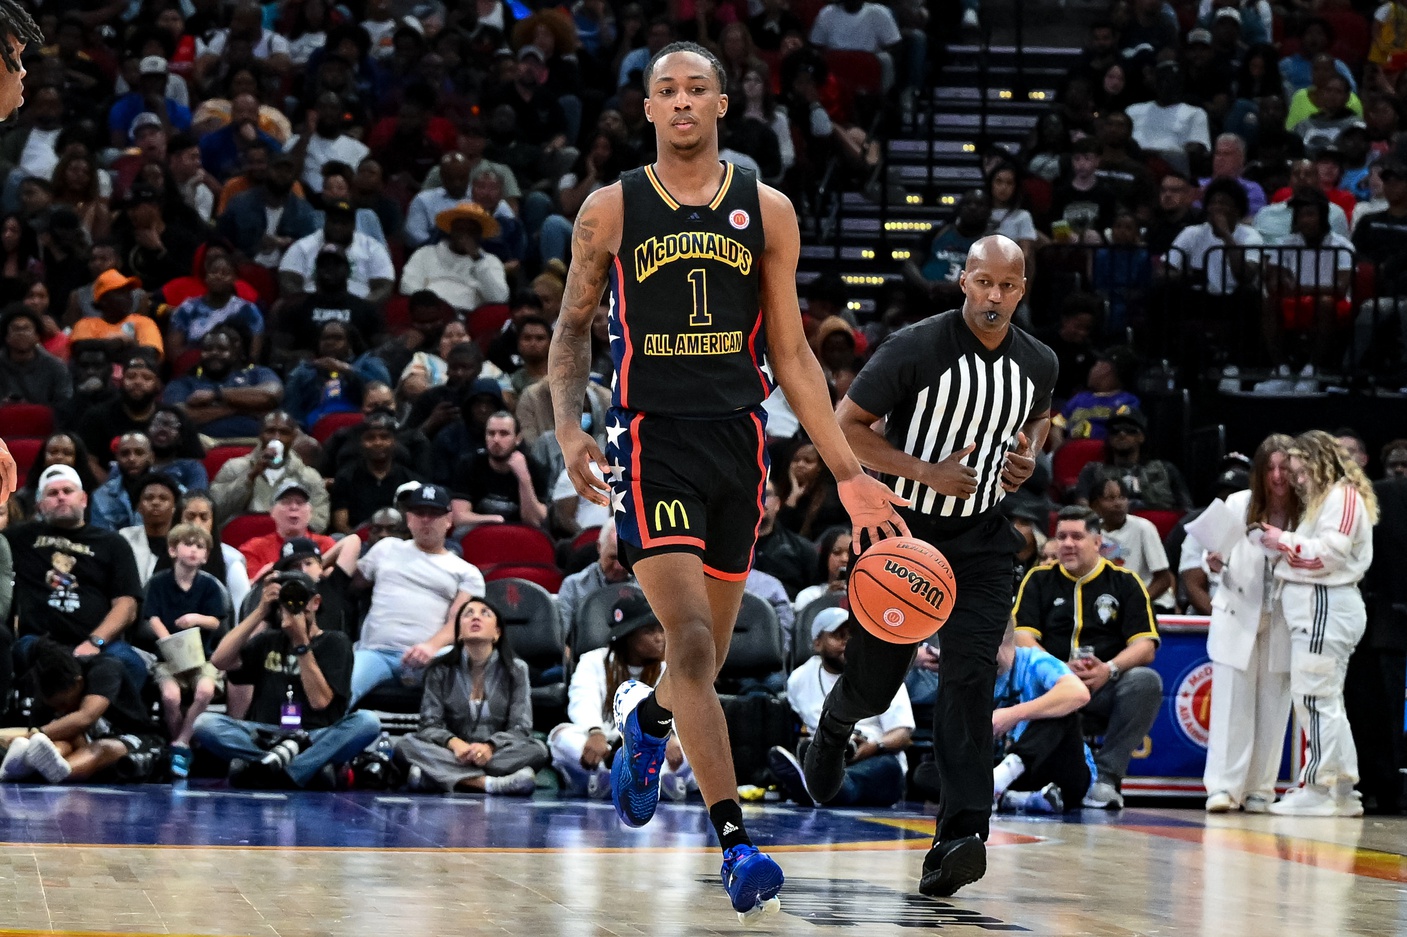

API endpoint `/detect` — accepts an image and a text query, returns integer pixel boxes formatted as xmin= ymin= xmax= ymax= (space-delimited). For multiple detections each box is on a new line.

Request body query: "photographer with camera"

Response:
xmin=192 ymin=555 xmax=380 ymax=789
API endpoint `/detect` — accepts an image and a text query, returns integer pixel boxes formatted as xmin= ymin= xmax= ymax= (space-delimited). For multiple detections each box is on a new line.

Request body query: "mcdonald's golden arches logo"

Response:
xmin=653 ymin=499 xmax=690 ymax=531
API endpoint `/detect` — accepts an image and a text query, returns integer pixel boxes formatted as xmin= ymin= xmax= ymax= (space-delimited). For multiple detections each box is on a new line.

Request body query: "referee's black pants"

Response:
xmin=824 ymin=512 xmax=1017 ymax=845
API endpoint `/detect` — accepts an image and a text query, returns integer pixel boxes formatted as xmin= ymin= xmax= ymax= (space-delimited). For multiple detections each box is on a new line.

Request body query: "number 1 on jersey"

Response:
xmin=687 ymin=268 xmax=711 ymax=327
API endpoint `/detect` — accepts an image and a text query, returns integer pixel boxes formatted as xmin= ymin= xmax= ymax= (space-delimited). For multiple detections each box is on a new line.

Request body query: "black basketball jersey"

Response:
xmin=607 ymin=162 xmax=772 ymax=415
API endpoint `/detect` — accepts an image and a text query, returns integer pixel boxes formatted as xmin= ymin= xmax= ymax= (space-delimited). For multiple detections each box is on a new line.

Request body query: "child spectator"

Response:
xmin=144 ymin=523 xmax=231 ymax=779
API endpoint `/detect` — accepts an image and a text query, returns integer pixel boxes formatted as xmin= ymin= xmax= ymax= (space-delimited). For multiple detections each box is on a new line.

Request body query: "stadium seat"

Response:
xmin=203 ymin=444 xmax=253 ymax=481
xmin=571 ymin=526 xmax=602 ymax=553
xmin=220 ymin=512 xmax=277 ymax=547
xmin=0 ymin=403 xmax=53 ymax=438
xmin=1052 ymin=439 xmax=1106 ymax=495
xmin=382 ymin=295 xmax=411 ymax=334
xmin=311 ymin=411 xmax=363 ymax=444
xmin=7 ymin=437 xmax=42 ymax=481
xmin=170 ymin=347 xmax=203 ymax=378
xmin=469 ymin=303 xmax=512 ymax=343
xmin=485 ymin=577 xmax=568 ymax=732
xmin=716 ymin=593 xmax=785 ymax=694
xmin=485 ymin=563 xmax=564 ymax=593
xmin=1134 ymin=509 xmax=1183 ymax=542
xmin=571 ymin=583 xmax=644 ymax=659
xmin=461 ymin=523 xmax=557 ymax=569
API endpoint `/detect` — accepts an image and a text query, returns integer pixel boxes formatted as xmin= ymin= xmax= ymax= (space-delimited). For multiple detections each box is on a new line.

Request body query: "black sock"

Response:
xmin=635 ymin=692 xmax=674 ymax=739
xmin=710 ymin=799 xmax=753 ymax=851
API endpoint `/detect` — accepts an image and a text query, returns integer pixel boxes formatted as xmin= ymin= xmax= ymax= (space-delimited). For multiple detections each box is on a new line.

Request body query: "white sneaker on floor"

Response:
xmin=484 ymin=767 xmax=537 ymax=796
xmin=0 ymin=737 xmax=33 ymax=781
xmin=1269 ymin=784 xmax=1338 ymax=816
xmin=1337 ymin=790 xmax=1364 ymax=817
xmin=1205 ymin=790 xmax=1234 ymax=813
xmin=1083 ymin=780 xmax=1124 ymax=809
xmin=24 ymin=734 xmax=71 ymax=784
xmin=1243 ymin=793 xmax=1273 ymax=814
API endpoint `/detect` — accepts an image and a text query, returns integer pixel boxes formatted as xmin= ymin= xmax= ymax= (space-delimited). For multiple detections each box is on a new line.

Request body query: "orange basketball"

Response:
xmin=848 ymin=537 xmax=956 ymax=644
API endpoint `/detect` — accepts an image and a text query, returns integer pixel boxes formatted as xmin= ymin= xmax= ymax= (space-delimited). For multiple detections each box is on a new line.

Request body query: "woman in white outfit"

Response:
xmin=1203 ymin=434 xmax=1298 ymax=814
xmin=1264 ymin=430 xmax=1377 ymax=817
xmin=549 ymin=593 xmax=694 ymax=800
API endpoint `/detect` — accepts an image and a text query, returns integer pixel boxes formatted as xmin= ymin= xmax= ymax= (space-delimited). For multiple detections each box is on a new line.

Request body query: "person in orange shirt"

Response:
xmin=69 ymin=271 xmax=164 ymax=361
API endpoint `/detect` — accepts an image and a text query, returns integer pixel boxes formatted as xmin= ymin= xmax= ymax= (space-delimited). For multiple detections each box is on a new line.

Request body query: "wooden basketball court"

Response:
xmin=1 ymin=786 xmax=1403 ymax=935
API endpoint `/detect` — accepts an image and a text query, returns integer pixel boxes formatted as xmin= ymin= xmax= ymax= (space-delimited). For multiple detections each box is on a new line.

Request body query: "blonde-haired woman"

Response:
xmin=1203 ymin=435 xmax=1299 ymax=814
xmin=1263 ymin=429 xmax=1377 ymax=816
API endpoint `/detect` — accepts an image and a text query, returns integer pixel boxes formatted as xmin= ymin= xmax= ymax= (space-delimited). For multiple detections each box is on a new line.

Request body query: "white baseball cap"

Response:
xmin=37 ymin=464 xmax=83 ymax=496
xmin=811 ymin=606 xmax=850 ymax=643
xmin=139 ymin=56 xmax=169 ymax=75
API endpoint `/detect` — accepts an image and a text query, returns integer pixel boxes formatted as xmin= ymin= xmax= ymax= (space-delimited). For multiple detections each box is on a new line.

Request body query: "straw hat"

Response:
xmin=434 ymin=201 xmax=500 ymax=239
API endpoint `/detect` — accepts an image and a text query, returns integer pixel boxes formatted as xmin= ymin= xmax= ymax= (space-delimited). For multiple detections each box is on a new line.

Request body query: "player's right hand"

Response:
xmin=927 ymin=444 xmax=978 ymax=499
xmin=559 ymin=426 xmax=612 ymax=508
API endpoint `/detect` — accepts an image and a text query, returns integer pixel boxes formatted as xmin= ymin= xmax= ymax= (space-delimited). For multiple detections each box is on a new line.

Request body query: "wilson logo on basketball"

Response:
xmin=882 ymin=608 xmax=905 ymax=628
xmin=881 ymin=560 xmax=949 ymax=611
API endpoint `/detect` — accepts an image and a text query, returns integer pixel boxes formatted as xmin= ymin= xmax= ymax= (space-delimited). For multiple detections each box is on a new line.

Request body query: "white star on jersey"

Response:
xmin=605 ymin=419 xmax=626 ymax=448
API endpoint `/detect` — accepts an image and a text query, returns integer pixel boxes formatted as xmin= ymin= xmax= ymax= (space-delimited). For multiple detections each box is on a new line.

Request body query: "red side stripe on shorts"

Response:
xmin=703 ymin=563 xmax=750 ymax=582
xmin=746 ymin=310 xmax=767 ymax=395
xmin=614 ymin=255 xmax=631 ymax=408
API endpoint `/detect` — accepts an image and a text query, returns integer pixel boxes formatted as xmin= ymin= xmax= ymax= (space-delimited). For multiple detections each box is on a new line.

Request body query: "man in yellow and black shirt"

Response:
xmin=1014 ymin=506 xmax=1163 ymax=810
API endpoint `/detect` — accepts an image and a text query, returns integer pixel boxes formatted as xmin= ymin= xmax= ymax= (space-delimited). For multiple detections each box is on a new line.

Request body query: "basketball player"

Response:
xmin=549 ymin=42 xmax=907 ymax=921
xmin=0 ymin=0 xmax=42 ymax=505
xmin=808 ymin=235 xmax=1058 ymax=898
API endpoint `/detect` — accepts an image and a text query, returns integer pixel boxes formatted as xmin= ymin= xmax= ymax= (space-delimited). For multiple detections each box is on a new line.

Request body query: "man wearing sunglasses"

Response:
xmin=1074 ymin=408 xmax=1193 ymax=511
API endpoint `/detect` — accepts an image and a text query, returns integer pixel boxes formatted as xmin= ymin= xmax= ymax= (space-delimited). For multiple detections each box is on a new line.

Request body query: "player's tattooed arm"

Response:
xmin=551 ymin=184 xmax=622 ymax=506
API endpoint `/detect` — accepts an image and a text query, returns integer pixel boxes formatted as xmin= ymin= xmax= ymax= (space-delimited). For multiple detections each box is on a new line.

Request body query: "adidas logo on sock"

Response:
xmin=721 ymin=822 xmax=739 ymax=835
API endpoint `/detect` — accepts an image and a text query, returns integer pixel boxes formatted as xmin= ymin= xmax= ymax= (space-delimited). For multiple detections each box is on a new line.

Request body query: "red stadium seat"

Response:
xmin=220 ymin=512 xmax=276 ymax=547
xmin=822 ymin=50 xmax=883 ymax=96
xmin=203 ymin=444 xmax=253 ymax=481
xmin=1134 ymin=509 xmax=1183 ymax=542
xmin=0 ymin=403 xmax=54 ymax=438
xmin=382 ymin=295 xmax=411 ymax=335
xmin=461 ymin=523 xmax=557 ymax=568
xmin=7 ymin=437 xmax=42 ymax=480
xmin=571 ymin=526 xmax=602 ymax=553
xmin=170 ymin=347 xmax=203 ymax=378
xmin=469 ymin=304 xmax=512 ymax=342
xmin=1052 ymin=439 xmax=1106 ymax=494
xmin=311 ymin=411 xmax=363 ymax=444
xmin=485 ymin=564 xmax=564 ymax=593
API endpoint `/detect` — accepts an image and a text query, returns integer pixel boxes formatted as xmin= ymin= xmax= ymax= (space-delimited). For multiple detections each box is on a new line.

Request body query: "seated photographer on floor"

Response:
xmin=1 ymin=638 xmax=165 ymax=785
xmin=395 ymin=598 xmax=548 ymax=795
xmin=241 ymin=536 xmax=361 ymax=639
xmin=193 ymin=568 xmax=380 ymax=789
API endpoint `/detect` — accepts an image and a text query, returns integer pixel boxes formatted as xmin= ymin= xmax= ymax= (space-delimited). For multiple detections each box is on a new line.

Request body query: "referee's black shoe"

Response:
xmin=919 ymin=835 xmax=986 ymax=898
xmin=801 ymin=712 xmax=851 ymax=804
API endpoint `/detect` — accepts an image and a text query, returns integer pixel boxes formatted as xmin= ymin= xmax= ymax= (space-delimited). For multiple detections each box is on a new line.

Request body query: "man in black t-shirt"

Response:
xmin=4 ymin=465 xmax=147 ymax=695
xmin=1 ymin=639 xmax=162 ymax=785
xmin=332 ymin=412 xmax=424 ymax=533
xmin=276 ymin=247 xmax=386 ymax=357
xmin=453 ymin=411 xmax=549 ymax=529
xmin=74 ymin=351 xmax=161 ymax=479
xmin=196 ymin=571 xmax=379 ymax=788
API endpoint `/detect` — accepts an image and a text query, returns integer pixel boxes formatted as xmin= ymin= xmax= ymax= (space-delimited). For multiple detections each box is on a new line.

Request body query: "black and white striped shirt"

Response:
xmin=847 ymin=310 xmax=1058 ymax=538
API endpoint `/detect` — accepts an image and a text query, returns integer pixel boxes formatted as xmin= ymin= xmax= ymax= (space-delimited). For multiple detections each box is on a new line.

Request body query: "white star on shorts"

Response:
xmin=607 ymin=460 xmax=626 ymax=483
xmin=605 ymin=419 xmax=626 ymax=448
xmin=611 ymin=488 xmax=627 ymax=514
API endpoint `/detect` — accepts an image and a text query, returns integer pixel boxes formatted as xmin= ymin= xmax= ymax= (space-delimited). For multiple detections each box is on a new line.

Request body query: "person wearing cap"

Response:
xmin=279 ymin=197 xmax=394 ymax=304
xmin=1348 ymin=158 xmax=1407 ymax=372
xmin=197 ymin=561 xmax=379 ymax=790
xmin=212 ymin=411 xmax=331 ymax=538
xmin=275 ymin=245 xmax=386 ymax=363
xmin=1073 ymin=407 xmax=1193 ymax=511
xmin=68 ymin=270 xmax=163 ymax=360
xmin=425 ymin=375 xmax=509 ymax=487
xmin=2 ymin=463 xmax=149 ymax=694
xmin=1264 ymin=189 xmax=1354 ymax=372
xmin=549 ymin=591 xmax=692 ymax=800
xmin=107 ymin=55 xmax=191 ymax=148
xmin=285 ymin=91 xmax=370 ymax=195
xmin=331 ymin=412 xmax=425 ymax=534
xmin=1195 ymin=435 xmax=1297 ymax=814
xmin=215 ymin=146 xmax=318 ymax=266
xmin=399 ymin=202 xmax=509 ymax=313
xmin=349 ymin=481 xmax=486 ymax=706
xmin=120 ymin=180 xmax=206 ymax=290
xmin=0 ymin=303 xmax=71 ymax=407
xmin=769 ymin=606 xmax=914 ymax=808
xmin=74 ymin=350 xmax=162 ymax=476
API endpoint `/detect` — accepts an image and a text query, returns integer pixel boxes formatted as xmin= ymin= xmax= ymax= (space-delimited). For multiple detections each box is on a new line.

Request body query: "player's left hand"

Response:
xmin=0 ymin=437 xmax=16 ymax=505
xmin=1001 ymin=432 xmax=1036 ymax=493
xmin=837 ymin=473 xmax=910 ymax=547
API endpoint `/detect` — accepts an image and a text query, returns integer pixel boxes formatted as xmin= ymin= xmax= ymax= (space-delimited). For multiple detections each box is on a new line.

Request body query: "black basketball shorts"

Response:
xmin=605 ymin=406 xmax=769 ymax=580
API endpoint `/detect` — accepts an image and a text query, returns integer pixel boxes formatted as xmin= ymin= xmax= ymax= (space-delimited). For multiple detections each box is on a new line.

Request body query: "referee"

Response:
xmin=804 ymin=235 xmax=1058 ymax=898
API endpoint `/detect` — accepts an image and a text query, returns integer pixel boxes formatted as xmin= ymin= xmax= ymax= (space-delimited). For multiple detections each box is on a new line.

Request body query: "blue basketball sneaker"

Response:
xmin=610 ymin=680 xmax=668 ymax=827
xmin=721 ymin=844 xmax=784 ymax=923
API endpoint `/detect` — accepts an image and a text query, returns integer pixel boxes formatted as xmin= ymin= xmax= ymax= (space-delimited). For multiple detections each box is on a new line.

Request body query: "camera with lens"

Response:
xmin=269 ymin=570 xmax=315 ymax=614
